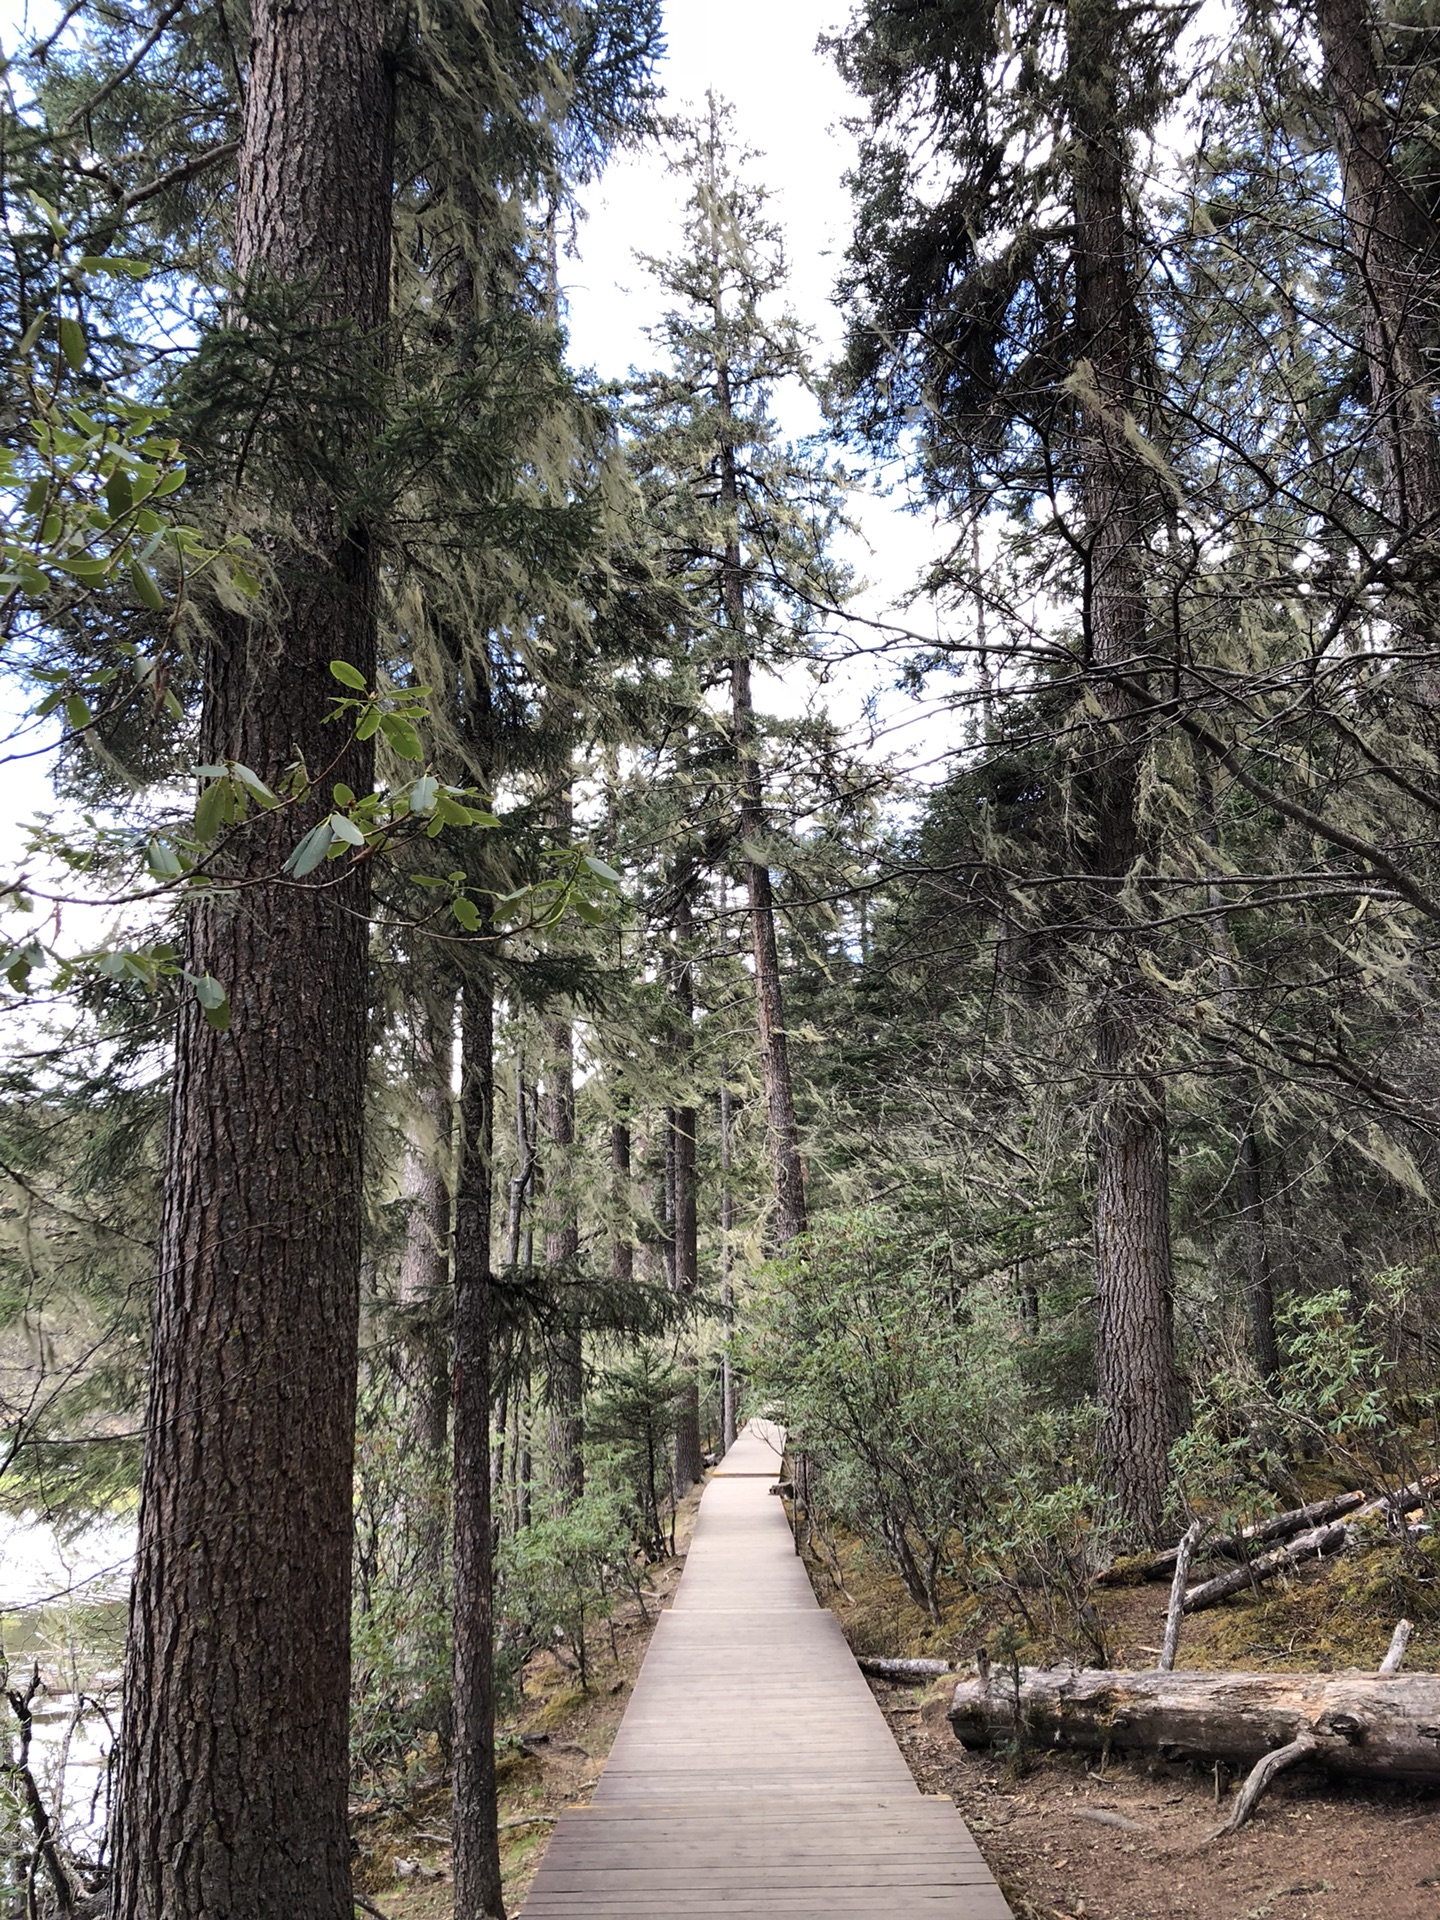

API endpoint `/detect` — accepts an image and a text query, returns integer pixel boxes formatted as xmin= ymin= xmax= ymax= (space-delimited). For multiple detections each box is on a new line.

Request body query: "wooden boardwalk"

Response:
xmin=522 ymin=1420 xmax=1014 ymax=1918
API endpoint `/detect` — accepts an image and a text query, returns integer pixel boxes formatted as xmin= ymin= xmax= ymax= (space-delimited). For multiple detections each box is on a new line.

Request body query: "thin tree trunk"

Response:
xmin=661 ymin=1104 xmax=677 ymax=1289
xmin=491 ymin=1364 xmax=509 ymax=1528
xmin=544 ymin=1017 xmax=583 ymax=1504
xmin=611 ymin=1109 xmax=634 ymax=1283
xmin=452 ymin=979 xmax=504 ymax=1920
xmin=399 ymin=993 xmax=454 ymax=1456
xmin=1236 ymin=1120 xmax=1279 ymax=1382
xmin=1067 ymin=0 xmax=1182 ymax=1542
xmin=671 ymin=879 xmax=703 ymax=1491
xmin=1200 ymin=783 xmax=1279 ymax=1382
xmin=728 ymin=642 xmax=807 ymax=1246
xmin=505 ymin=1063 xmax=534 ymax=1270
xmin=397 ymin=991 xmax=455 ymax=1745
xmin=702 ymin=106 xmax=807 ymax=1247
xmin=719 ymin=1072 xmax=738 ymax=1453
xmin=110 ymin=7 xmax=392 ymax=1915
xmin=516 ymin=1372 xmax=533 ymax=1531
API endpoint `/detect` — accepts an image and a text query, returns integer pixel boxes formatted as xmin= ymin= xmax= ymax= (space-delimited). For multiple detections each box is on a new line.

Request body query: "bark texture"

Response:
xmin=1067 ymin=0 xmax=1182 ymax=1542
xmin=949 ymin=1665 xmax=1440 ymax=1784
xmin=452 ymin=981 xmax=504 ymax=1920
xmin=111 ymin=6 xmax=393 ymax=1916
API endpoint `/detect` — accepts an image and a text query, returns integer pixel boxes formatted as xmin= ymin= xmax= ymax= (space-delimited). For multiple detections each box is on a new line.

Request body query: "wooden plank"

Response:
xmin=522 ymin=1419 xmax=1012 ymax=1919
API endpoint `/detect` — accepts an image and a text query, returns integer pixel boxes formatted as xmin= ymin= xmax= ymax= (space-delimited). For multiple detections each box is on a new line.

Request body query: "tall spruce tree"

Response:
xmin=628 ymin=97 xmax=850 ymax=1250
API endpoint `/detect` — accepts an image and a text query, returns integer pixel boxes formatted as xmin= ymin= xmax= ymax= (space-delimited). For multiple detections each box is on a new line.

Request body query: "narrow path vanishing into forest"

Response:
xmin=520 ymin=1419 xmax=1014 ymax=1918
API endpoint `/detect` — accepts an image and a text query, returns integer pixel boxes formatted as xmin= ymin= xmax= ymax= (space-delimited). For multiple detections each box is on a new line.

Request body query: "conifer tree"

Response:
xmin=628 ymin=97 xmax=850 ymax=1249
xmin=112 ymin=3 xmax=395 ymax=1911
xmin=831 ymin=0 xmax=1189 ymax=1539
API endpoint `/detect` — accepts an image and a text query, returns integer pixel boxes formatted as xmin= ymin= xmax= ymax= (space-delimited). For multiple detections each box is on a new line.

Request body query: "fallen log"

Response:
xmin=1182 ymin=1518 xmax=1350 ymax=1612
xmin=858 ymin=1656 xmax=954 ymax=1683
xmin=1183 ymin=1472 xmax=1437 ymax=1613
xmin=948 ymin=1665 xmax=1440 ymax=1785
xmin=1099 ymin=1490 xmax=1369 ymax=1585
xmin=1213 ymin=1613 xmax=1422 ymax=1835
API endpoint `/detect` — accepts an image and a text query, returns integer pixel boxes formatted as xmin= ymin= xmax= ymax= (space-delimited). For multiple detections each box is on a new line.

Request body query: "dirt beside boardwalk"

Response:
xmin=869 ymin=1673 xmax=1440 ymax=1920
xmin=794 ymin=1500 xmax=1440 ymax=1919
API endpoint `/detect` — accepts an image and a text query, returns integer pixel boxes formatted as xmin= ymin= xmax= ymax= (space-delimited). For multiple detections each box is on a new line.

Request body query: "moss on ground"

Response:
xmin=795 ymin=1504 xmax=1440 ymax=1676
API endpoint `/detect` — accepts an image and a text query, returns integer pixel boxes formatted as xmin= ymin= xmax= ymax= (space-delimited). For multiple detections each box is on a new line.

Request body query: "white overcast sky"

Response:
xmin=564 ymin=0 xmax=949 ymax=760
xmin=567 ymin=0 xmax=859 ymax=379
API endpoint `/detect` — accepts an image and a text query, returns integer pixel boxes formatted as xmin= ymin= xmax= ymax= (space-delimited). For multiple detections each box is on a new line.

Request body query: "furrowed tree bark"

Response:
xmin=1067 ymin=0 xmax=1182 ymax=1543
xmin=544 ymin=1014 xmax=583 ymax=1504
xmin=453 ymin=976 xmax=504 ymax=1920
xmin=949 ymin=1665 xmax=1440 ymax=1785
xmin=111 ymin=6 xmax=393 ymax=1916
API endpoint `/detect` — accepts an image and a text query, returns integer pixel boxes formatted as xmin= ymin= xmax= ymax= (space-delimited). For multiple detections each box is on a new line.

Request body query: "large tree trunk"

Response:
xmin=453 ymin=979 xmax=504 ymax=1920
xmin=949 ymin=1664 xmax=1440 ymax=1784
xmin=544 ymin=1015 xmax=583 ymax=1504
xmin=1067 ymin=0 xmax=1182 ymax=1542
xmin=110 ymin=7 xmax=393 ymax=1916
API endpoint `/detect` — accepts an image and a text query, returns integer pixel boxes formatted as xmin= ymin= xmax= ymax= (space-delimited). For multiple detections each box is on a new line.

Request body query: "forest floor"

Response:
xmin=352 ymin=1479 xmax=705 ymax=1918
xmin=809 ymin=1524 xmax=1440 ymax=1920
